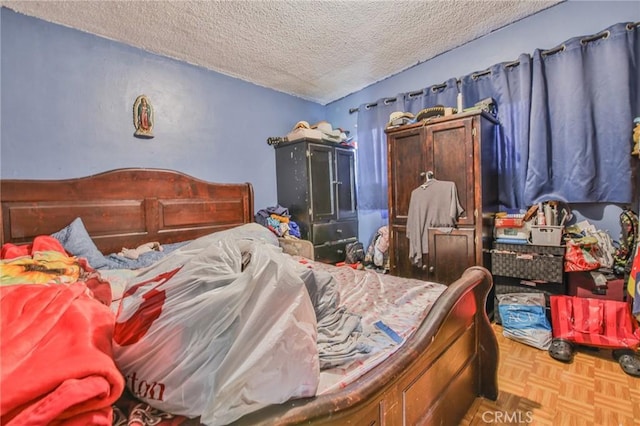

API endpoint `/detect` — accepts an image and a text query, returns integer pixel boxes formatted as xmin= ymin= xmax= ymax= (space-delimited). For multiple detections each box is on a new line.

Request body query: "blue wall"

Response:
xmin=0 ymin=8 xmax=324 ymax=211
xmin=2 ymin=2 xmax=639 ymax=243
xmin=325 ymin=0 xmax=640 ymax=242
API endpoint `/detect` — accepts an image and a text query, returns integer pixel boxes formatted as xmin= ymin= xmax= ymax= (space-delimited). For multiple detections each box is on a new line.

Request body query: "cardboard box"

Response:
xmin=495 ymin=217 xmax=525 ymax=228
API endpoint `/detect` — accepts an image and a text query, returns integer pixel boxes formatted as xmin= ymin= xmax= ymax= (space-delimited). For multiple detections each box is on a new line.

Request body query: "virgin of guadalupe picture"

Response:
xmin=133 ymin=95 xmax=154 ymax=138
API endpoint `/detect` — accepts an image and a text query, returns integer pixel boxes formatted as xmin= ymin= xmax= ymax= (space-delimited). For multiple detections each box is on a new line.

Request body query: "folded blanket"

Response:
xmin=0 ymin=282 xmax=124 ymax=425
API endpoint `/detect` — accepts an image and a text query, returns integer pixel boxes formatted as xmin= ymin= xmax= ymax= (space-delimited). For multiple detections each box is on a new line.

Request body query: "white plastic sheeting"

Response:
xmin=113 ymin=224 xmax=319 ymax=425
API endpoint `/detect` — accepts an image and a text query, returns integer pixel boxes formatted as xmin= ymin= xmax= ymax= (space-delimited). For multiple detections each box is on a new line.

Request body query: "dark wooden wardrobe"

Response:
xmin=385 ymin=111 xmax=499 ymax=284
xmin=274 ymin=139 xmax=358 ymax=263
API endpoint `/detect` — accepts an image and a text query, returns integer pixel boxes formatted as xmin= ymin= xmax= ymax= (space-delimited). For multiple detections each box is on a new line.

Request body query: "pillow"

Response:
xmin=51 ymin=217 xmax=109 ymax=269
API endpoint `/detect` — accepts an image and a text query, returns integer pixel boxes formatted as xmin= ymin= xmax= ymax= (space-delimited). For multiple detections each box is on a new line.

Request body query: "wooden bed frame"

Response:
xmin=0 ymin=168 xmax=498 ymax=426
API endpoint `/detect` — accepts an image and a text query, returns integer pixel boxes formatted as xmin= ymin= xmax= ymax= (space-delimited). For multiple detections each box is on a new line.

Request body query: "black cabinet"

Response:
xmin=275 ymin=139 xmax=358 ymax=263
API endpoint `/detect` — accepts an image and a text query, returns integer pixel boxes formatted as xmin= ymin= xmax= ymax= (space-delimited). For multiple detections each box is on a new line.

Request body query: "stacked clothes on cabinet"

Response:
xmin=285 ymin=121 xmax=352 ymax=144
xmin=254 ymin=204 xmax=301 ymax=239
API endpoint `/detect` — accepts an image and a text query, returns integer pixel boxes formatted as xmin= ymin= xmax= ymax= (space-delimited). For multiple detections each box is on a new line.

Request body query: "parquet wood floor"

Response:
xmin=461 ymin=324 xmax=640 ymax=425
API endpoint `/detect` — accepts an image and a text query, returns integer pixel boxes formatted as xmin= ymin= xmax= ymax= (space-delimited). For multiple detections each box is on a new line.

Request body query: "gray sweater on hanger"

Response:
xmin=406 ymin=180 xmax=464 ymax=267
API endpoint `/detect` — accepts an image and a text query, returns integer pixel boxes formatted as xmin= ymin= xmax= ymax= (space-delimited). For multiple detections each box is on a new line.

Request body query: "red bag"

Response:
xmin=564 ymin=241 xmax=600 ymax=272
xmin=550 ymin=295 xmax=640 ymax=349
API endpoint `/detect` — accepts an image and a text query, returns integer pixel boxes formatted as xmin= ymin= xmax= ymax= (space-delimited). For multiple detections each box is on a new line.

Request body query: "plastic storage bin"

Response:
xmin=531 ymin=226 xmax=563 ymax=246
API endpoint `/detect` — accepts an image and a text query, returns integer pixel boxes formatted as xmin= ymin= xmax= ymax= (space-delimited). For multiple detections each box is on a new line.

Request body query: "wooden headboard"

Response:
xmin=1 ymin=168 xmax=254 ymax=254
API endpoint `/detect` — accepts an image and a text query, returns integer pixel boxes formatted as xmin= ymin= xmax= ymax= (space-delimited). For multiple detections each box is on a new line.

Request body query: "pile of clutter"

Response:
xmin=493 ymin=201 xmax=572 ymax=246
xmin=254 ymin=205 xmax=301 ymax=239
xmin=387 ymin=111 xmax=415 ymax=127
xmin=363 ymin=226 xmax=390 ymax=272
xmin=563 ymin=220 xmax=616 ymax=273
xmin=386 ymin=107 xmax=458 ymax=129
xmin=385 ymin=98 xmax=498 ymax=129
xmin=286 ymin=120 xmax=353 ymax=145
xmin=337 ymin=226 xmax=390 ymax=272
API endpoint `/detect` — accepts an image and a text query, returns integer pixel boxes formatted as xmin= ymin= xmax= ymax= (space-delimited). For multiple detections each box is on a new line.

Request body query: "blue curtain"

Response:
xmin=356 ymin=95 xmax=406 ymax=210
xmin=404 ymin=78 xmax=460 ymax=114
xmin=526 ymin=22 xmax=639 ymax=205
xmin=460 ymin=54 xmax=533 ymax=209
xmin=356 ymin=81 xmax=459 ymax=211
xmin=354 ymin=21 xmax=639 ymax=211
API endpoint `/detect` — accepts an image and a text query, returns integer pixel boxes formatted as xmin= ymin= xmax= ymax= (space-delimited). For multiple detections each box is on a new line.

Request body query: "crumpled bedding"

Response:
xmin=0 ymin=236 xmax=124 ymax=425
xmin=293 ymin=264 xmax=374 ymax=369
xmin=308 ymin=259 xmax=447 ymax=394
xmin=0 ymin=282 xmax=124 ymax=425
xmin=112 ymin=225 xmax=322 ymax=425
xmin=1 ymin=235 xmax=113 ymax=305
xmin=1 ymin=236 xmax=83 ymax=285
xmin=0 ymin=223 xmax=443 ymax=425
xmin=103 ymin=242 xmax=188 ymax=270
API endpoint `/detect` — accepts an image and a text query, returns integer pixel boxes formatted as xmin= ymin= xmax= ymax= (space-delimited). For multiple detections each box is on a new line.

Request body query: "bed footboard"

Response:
xmin=234 ymin=266 xmax=498 ymax=425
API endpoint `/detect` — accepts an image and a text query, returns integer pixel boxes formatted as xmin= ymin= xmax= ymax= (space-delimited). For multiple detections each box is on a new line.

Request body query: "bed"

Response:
xmin=0 ymin=168 xmax=498 ymax=426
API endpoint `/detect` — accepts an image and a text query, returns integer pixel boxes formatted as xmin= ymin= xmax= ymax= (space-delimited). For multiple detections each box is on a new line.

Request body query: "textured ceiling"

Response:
xmin=2 ymin=0 xmax=562 ymax=105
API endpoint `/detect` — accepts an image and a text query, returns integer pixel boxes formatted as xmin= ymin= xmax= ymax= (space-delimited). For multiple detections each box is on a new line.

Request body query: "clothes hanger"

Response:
xmin=420 ymin=171 xmax=435 ymax=188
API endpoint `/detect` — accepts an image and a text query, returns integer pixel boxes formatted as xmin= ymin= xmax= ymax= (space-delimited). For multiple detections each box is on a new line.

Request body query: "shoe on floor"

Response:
xmin=549 ymin=338 xmax=574 ymax=363
xmin=613 ymin=349 xmax=640 ymax=377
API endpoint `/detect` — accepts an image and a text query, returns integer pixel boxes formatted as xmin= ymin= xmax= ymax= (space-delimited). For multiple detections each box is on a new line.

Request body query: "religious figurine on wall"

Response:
xmin=133 ymin=95 xmax=154 ymax=138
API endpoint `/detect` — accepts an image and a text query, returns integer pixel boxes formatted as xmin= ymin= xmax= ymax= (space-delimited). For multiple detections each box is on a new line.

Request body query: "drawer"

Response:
xmin=494 ymin=275 xmax=565 ymax=296
xmin=491 ymin=251 xmax=564 ymax=283
xmin=314 ymin=238 xmax=357 ymax=264
xmin=312 ymin=220 xmax=357 ymax=245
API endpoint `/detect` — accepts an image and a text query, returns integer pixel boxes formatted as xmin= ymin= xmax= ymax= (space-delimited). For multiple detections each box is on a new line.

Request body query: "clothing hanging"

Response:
xmin=406 ymin=178 xmax=464 ymax=267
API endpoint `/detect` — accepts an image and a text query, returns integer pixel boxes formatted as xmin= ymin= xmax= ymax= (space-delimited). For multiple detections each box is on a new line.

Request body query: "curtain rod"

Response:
xmin=349 ymin=77 xmax=464 ymax=114
xmin=348 ymin=57 xmax=522 ymax=114
xmin=348 ymin=21 xmax=639 ymax=115
xmin=349 ymin=58 xmax=519 ymax=114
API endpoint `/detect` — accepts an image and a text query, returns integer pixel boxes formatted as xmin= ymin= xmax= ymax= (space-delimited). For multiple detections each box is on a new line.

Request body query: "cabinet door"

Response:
xmin=387 ymin=127 xmax=428 ymax=223
xmin=427 ymin=118 xmax=475 ymax=226
xmin=308 ymin=144 xmax=336 ymax=222
xmin=390 ymin=225 xmax=430 ymax=280
xmin=335 ymin=147 xmax=357 ymax=220
xmin=427 ymin=228 xmax=475 ymax=285
xmin=275 ymin=142 xmax=312 ymax=239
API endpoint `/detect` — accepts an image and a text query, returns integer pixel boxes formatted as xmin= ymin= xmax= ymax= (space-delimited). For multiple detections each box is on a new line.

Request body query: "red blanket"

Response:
xmin=0 ymin=282 xmax=124 ymax=425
